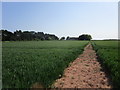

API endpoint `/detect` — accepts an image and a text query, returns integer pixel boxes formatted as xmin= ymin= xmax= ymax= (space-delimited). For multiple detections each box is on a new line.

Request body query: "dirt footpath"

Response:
xmin=53 ymin=43 xmax=112 ymax=88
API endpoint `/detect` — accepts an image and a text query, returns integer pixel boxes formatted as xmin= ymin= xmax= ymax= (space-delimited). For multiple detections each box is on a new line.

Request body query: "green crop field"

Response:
xmin=92 ymin=40 xmax=120 ymax=88
xmin=2 ymin=41 xmax=88 ymax=88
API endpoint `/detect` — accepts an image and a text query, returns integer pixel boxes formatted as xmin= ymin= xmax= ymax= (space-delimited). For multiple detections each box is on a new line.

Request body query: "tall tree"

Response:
xmin=2 ymin=30 xmax=14 ymax=41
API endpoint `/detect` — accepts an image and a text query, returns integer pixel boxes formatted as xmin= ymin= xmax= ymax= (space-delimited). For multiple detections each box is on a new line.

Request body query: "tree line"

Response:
xmin=64 ymin=34 xmax=92 ymax=41
xmin=0 ymin=30 xmax=92 ymax=41
xmin=0 ymin=30 xmax=59 ymax=41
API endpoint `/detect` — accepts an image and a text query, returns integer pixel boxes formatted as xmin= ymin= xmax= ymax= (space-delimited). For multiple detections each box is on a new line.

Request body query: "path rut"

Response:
xmin=53 ymin=43 xmax=112 ymax=88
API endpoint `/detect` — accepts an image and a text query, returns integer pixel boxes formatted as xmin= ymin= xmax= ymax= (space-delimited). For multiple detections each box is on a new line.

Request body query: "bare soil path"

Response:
xmin=53 ymin=43 xmax=112 ymax=88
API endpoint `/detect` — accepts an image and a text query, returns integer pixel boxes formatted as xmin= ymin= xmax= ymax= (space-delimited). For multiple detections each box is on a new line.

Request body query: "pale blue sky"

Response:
xmin=2 ymin=2 xmax=118 ymax=39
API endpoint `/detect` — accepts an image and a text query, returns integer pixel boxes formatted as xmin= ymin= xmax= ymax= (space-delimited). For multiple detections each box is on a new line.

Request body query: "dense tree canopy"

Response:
xmin=78 ymin=34 xmax=92 ymax=40
xmin=0 ymin=30 xmax=92 ymax=41
xmin=1 ymin=30 xmax=59 ymax=41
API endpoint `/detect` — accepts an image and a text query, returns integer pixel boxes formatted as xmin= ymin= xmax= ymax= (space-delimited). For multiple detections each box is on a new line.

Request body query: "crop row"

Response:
xmin=91 ymin=41 xmax=120 ymax=88
xmin=2 ymin=41 xmax=88 ymax=88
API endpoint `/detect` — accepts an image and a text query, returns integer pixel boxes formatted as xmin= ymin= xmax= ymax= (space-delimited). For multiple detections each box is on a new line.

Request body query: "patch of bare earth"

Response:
xmin=53 ymin=43 xmax=112 ymax=88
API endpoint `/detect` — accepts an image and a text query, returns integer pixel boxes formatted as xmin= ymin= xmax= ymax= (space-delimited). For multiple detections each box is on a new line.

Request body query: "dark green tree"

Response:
xmin=60 ymin=37 xmax=65 ymax=40
xmin=1 ymin=30 xmax=14 ymax=41
xmin=78 ymin=34 xmax=92 ymax=40
xmin=66 ymin=36 xmax=70 ymax=40
xmin=1 ymin=29 xmax=59 ymax=41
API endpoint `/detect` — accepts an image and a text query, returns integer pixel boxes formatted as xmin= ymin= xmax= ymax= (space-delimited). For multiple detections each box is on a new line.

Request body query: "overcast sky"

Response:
xmin=2 ymin=2 xmax=118 ymax=39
